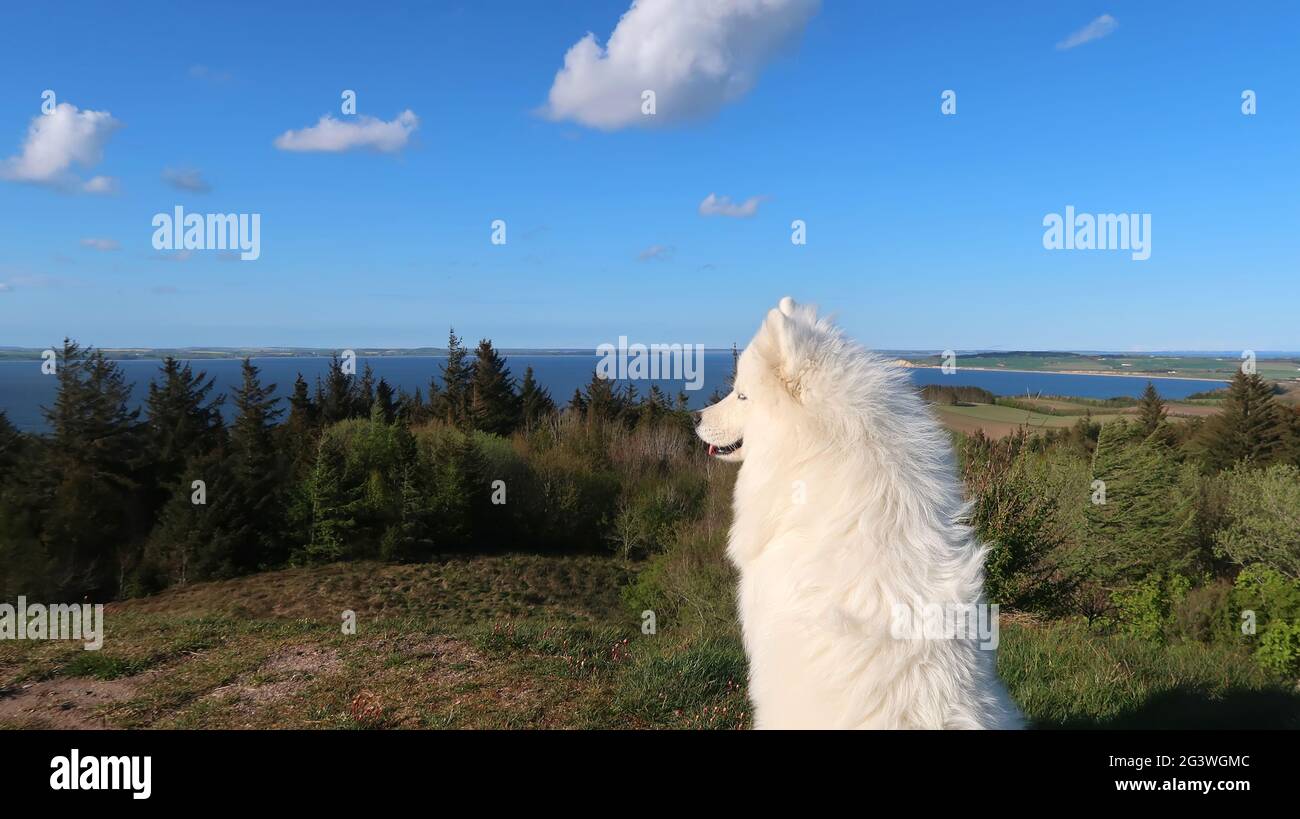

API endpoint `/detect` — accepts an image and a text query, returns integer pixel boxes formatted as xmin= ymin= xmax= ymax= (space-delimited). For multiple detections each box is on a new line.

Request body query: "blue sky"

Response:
xmin=0 ymin=0 xmax=1296 ymax=351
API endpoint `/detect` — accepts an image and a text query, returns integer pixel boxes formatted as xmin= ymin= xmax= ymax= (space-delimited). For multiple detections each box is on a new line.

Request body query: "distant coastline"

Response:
xmin=899 ymin=364 xmax=1240 ymax=383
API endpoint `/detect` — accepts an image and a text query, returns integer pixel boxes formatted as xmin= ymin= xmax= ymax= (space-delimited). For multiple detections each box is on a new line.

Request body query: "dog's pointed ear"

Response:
xmin=760 ymin=304 xmax=808 ymax=402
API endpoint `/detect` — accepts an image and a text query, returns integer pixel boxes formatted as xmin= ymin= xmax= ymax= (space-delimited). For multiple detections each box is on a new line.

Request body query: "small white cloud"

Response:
xmin=1056 ymin=14 xmax=1118 ymax=50
xmin=0 ymin=103 xmax=122 ymax=191
xmin=189 ymin=65 xmax=233 ymax=84
xmin=80 ymin=237 xmax=120 ymax=251
xmin=638 ymin=244 xmax=674 ymax=261
xmin=542 ymin=0 xmax=820 ymax=130
xmin=82 ymin=175 xmax=118 ymax=194
xmin=698 ymin=193 xmax=765 ymax=218
xmin=0 ymin=274 xmax=66 ymax=291
xmin=162 ymin=167 xmax=211 ymax=192
xmin=273 ymin=110 xmax=418 ymax=153
xmin=0 ymin=282 xmax=11 ymax=293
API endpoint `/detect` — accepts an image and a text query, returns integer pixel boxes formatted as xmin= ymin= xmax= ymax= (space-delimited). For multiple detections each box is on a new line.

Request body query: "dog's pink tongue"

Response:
xmin=708 ymin=444 xmax=717 ymax=456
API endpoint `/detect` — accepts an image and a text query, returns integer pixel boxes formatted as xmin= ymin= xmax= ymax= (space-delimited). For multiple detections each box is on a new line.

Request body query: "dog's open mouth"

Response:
xmin=707 ymin=439 xmax=743 ymax=457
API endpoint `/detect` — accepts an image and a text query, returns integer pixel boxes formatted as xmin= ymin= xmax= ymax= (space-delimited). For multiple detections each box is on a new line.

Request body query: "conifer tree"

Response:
xmin=145 ymin=357 xmax=224 ymax=495
xmin=374 ymin=377 xmax=397 ymax=424
xmin=41 ymin=340 xmax=143 ymax=598
xmin=319 ymin=353 xmax=356 ymax=424
xmin=518 ymin=366 xmax=555 ymax=426
xmin=437 ymin=329 xmax=473 ymax=427
xmin=1195 ymin=371 xmax=1285 ymax=471
xmin=1136 ymin=381 xmax=1166 ymax=437
xmin=208 ymin=358 xmax=286 ymax=575
xmin=1084 ymin=421 xmax=1195 ymax=585
xmin=355 ymin=363 xmax=376 ymax=417
xmin=0 ymin=410 xmax=22 ymax=483
xmin=281 ymin=373 xmax=320 ymax=476
xmin=469 ymin=339 xmax=521 ymax=436
xmin=583 ymin=370 xmax=619 ymax=421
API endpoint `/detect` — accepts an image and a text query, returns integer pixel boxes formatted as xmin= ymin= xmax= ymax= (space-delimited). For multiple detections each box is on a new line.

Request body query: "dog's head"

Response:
xmin=695 ymin=296 xmax=825 ymax=462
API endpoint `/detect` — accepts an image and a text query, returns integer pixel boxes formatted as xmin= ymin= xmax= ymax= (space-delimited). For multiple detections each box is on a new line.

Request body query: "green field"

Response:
xmin=2 ymin=556 xmax=1296 ymax=730
xmin=900 ymin=352 xmax=1300 ymax=382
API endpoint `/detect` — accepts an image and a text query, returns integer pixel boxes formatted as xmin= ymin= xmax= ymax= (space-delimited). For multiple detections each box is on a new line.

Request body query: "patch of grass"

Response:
xmin=8 ymin=558 xmax=1300 ymax=730
xmin=998 ymin=619 xmax=1300 ymax=729
xmin=59 ymin=652 xmax=152 ymax=680
xmin=613 ymin=636 xmax=750 ymax=729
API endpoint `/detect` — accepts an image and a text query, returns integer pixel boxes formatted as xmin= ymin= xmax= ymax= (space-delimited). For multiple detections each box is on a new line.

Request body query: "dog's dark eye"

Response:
xmin=737 ymin=392 xmax=747 ymax=400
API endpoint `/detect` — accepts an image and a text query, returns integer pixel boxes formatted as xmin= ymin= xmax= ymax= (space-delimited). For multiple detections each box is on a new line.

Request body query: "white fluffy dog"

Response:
xmin=695 ymin=297 xmax=1023 ymax=729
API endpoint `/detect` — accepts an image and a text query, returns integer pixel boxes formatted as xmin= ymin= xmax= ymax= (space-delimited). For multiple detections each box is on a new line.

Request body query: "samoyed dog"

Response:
xmin=695 ymin=297 xmax=1023 ymax=729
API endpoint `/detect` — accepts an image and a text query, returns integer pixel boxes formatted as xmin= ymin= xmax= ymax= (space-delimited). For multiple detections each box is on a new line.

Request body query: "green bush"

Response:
xmin=1110 ymin=572 xmax=1190 ymax=643
xmin=609 ymin=474 xmax=706 ymax=560
xmin=1256 ymin=621 xmax=1300 ymax=677
xmin=1229 ymin=565 xmax=1300 ymax=677
xmin=1215 ymin=463 xmax=1300 ymax=579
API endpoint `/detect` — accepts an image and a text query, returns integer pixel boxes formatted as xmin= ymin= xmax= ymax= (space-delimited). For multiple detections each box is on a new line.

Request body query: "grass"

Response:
xmin=1000 ymin=620 xmax=1300 ymax=729
xmin=933 ymin=402 xmax=1128 ymax=437
xmin=2 ymin=556 xmax=1297 ymax=729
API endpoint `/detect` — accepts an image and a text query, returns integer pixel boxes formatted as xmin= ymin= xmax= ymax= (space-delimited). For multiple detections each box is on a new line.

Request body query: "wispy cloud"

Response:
xmin=0 ymin=103 xmax=122 ymax=193
xmin=189 ymin=65 xmax=234 ymax=84
xmin=82 ymin=175 xmax=118 ymax=194
xmin=1056 ymin=14 xmax=1118 ymax=50
xmin=637 ymin=244 xmax=674 ymax=262
xmin=273 ymin=110 xmax=418 ymax=153
xmin=80 ymin=237 xmax=120 ymax=251
xmin=698 ymin=193 xmax=765 ymax=218
xmin=162 ymin=167 xmax=211 ymax=193
xmin=0 ymin=273 xmax=69 ymax=292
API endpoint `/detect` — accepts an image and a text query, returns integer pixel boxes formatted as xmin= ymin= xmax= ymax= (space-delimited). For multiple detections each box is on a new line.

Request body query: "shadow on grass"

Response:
xmin=1042 ymin=686 xmax=1300 ymax=730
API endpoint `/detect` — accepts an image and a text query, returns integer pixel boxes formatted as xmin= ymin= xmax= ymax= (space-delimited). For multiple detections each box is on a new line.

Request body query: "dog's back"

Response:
xmin=704 ymin=298 xmax=1024 ymax=729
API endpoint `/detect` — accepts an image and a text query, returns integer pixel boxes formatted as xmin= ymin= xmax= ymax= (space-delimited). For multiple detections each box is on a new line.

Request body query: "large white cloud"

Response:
xmin=0 ymin=103 xmax=122 ymax=190
xmin=273 ymin=110 xmax=418 ymax=153
xmin=542 ymin=0 xmax=820 ymax=130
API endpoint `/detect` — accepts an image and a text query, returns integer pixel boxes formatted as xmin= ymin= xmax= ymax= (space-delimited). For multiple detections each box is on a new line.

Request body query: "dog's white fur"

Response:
xmin=696 ymin=297 xmax=1023 ymax=729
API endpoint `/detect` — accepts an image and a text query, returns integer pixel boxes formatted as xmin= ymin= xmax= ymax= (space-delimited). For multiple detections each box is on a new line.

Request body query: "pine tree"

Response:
xmin=583 ymin=369 xmax=619 ymax=421
xmin=374 ymin=377 xmax=397 ymax=424
xmin=40 ymin=340 xmax=144 ymax=598
xmin=210 ymin=358 xmax=286 ymax=576
xmin=145 ymin=357 xmax=225 ymax=495
xmin=1084 ymin=421 xmax=1195 ymax=585
xmin=396 ymin=387 xmax=428 ymax=426
xmin=281 ymin=373 xmax=320 ymax=475
xmin=0 ymin=410 xmax=22 ymax=483
xmin=1136 ymin=381 xmax=1166 ymax=436
xmin=639 ymin=384 xmax=669 ymax=427
xmin=1195 ymin=371 xmax=1285 ymax=471
xmin=469 ymin=339 xmax=521 ymax=436
xmin=355 ymin=363 xmax=376 ymax=417
xmin=437 ymin=329 xmax=473 ymax=427
xmin=319 ymin=353 xmax=356 ymax=424
xmin=518 ymin=366 xmax=555 ymax=427
xmin=567 ymin=388 xmax=587 ymax=414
